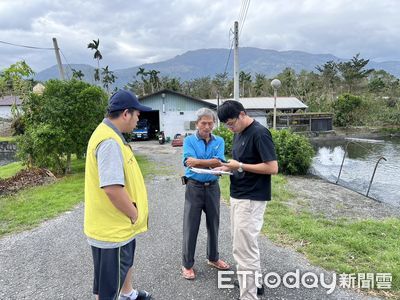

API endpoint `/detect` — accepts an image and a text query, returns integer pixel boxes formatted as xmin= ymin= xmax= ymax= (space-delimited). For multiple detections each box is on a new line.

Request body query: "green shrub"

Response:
xmin=380 ymin=106 xmax=400 ymax=125
xmin=332 ymin=93 xmax=363 ymax=127
xmin=17 ymin=79 xmax=108 ymax=174
xmin=271 ymin=129 xmax=314 ymax=175
xmin=213 ymin=125 xmax=233 ymax=155
xmin=11 ymin=115 xmax=25 ymax=135
xmin=17 ymin=124 xmax=67 ymax=171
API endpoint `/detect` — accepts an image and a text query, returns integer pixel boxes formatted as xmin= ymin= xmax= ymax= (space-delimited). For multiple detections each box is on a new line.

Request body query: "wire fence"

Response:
xmin=312 ymin=139 xmax=400 ymax=205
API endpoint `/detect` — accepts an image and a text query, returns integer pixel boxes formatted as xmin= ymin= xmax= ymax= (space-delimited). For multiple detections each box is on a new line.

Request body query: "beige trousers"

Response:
xmin=230 ymin=197 xmax=267 ymax=300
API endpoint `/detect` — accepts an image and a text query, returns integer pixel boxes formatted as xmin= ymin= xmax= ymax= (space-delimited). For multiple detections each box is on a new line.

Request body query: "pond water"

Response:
xmin=311 ymin=137 xmax=400 ymax=207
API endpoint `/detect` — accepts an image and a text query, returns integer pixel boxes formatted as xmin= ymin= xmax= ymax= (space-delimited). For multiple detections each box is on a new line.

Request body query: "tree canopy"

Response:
xmin=17 ymin=79 xmax=108 ymax=174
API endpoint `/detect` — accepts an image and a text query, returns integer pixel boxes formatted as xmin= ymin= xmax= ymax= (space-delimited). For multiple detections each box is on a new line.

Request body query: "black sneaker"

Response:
xmin=233 ymin=279 xmax=264 ymax=295
xmin=257 ymin=284 xmax=264 ymax=295
xmin=136 ymin=290 xmax=152 ymax=300
xmin=119 ymin=290 xmax=151 ymax=300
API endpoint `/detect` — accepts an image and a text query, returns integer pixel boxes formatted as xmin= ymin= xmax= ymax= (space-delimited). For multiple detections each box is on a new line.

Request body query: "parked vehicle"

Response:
xmin=171 ymin=133 xmax=183 ymax=147
xmin=158 ymin=130 xmax=165 ymax=144
xmin=132 ymin=119 xmax=151 ymax=140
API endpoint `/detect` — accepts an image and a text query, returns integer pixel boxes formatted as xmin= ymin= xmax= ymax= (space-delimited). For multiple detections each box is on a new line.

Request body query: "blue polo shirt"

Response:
xmin=183 ymin=132 xmax=225 ymax=182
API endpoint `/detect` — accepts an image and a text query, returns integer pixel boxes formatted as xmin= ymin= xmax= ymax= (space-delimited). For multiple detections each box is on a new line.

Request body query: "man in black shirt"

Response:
xmin=216 ymin=100 xmax=278 ymax=300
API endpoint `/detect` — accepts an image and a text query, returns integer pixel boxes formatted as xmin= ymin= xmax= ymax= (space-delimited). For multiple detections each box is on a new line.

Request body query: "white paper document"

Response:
xmin=190 ymin=167 xmax=233 ymax=176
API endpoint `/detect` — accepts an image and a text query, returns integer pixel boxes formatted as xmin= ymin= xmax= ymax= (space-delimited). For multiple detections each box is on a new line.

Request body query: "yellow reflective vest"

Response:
xmin=84 ymin=122 xmax=148 ymax=242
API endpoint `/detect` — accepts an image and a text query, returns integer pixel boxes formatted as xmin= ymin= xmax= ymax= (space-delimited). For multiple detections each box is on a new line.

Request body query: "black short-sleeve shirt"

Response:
xmin=230 ymin=120 xmax=277 ymax=201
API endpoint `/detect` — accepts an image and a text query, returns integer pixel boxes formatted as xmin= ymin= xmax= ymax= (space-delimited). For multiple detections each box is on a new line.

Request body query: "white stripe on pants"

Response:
xmin=230 ymin=197 xmax=267 ymax=300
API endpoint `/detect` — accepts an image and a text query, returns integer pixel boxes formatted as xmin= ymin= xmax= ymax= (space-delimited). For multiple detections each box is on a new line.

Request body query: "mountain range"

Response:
xmin=35 ymin=47 xmax=400 ymax=89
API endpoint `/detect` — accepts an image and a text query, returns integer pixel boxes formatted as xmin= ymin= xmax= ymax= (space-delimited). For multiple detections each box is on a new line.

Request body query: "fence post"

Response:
xmin=336 ymin=141 xmax=350 ymax=184
xmin=366 ymin=156 xmax=387 ymax=197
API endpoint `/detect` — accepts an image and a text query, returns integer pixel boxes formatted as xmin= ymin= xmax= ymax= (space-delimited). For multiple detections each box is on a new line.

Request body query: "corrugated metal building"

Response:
xmin=203 ymin=97 xmax=308 ymax=128
xmin=138 ymin=89 xmax=216 ymax=139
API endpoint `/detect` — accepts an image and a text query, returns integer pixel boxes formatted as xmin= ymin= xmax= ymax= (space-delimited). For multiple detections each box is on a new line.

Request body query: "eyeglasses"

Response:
xmin=225 ymin=118 xmax=239 ymax=128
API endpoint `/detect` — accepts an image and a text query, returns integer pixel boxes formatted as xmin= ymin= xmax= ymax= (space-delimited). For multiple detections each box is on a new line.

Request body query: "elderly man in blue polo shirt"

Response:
xmin=181 ymin=107 xmax=230 ymax=280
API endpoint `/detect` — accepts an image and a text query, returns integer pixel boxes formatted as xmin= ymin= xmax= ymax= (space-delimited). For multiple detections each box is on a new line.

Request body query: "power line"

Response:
xmin=0 ymin=40 xmax=54 ymax=50
xmin=223 ymin=39 xmax=234 ymax=76
xmin=239 ymin=0 xmax=251 ymax=37
xmin=220 ymin=0 xmax=248 ymax=97
xmin=59 ymin=49 xmax=72 ymax=80
xmin=238 ymin=0 xmax=250 ymax=23
xmin=222 ymin=26 xmax=235 ymax=75
xmin=217 ymin=28 xmax=235 ymax=100
xmin=238 ymin=0 xmax=246 ymax=24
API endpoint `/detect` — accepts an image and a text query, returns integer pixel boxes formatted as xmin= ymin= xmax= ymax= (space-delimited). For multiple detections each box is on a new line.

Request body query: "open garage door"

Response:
xmin=138 ymin=110 xmax=160 ymax=139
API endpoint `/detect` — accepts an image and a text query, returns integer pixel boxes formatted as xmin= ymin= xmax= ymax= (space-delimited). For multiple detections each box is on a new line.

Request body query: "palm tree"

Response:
xmin=136 ymin=67 xmax=149 ymax=95
xmin=239 ymin=71 xmax=252 ymax=97
xmin=101 ymin=66 xmax=117 ymax=93
xmin=87 ymin=39 xmax=103 ymax=65
xmin=71 ymin=69 xmax=84 ymax=80
xmin=149 ymin=69 xmax=161 ymax=93
xmin=87 ymin=39 xmax=103 ymax=82
xmin=254 ymin=73 xmax=266 ymax=96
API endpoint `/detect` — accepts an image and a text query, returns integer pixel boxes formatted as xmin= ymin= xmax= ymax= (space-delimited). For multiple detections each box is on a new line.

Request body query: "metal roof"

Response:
xmin=140 ymin=89 xmax=216 ymax=108
xmin=202 ymin=97 xmax=307 ymax=110
xmin=0 ymin=95 xmax=22 ymax=106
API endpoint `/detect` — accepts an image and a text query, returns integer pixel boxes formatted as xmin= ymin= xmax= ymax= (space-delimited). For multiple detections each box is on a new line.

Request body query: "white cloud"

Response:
xmin=0 ymin=0 xmax=399 ymax=72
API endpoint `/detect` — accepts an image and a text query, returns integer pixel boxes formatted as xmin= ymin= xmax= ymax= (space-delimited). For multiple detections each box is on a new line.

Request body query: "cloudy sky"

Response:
xmin=1 ymin=0 xmax=399 ymax=73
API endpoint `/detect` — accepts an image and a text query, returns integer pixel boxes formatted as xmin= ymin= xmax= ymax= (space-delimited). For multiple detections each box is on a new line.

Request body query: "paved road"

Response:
xmin=0 ymin=141 xmax=381 ymax=299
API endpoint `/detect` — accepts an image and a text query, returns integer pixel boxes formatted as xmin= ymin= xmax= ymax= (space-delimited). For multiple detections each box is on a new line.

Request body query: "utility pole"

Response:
xmin=52 ymin=38 xmax=65 ymax=80
xmin=233 ymin=21 xmax=239 ymax=101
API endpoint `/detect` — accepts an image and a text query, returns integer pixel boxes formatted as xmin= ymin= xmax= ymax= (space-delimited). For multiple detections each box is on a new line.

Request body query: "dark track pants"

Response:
xmin=182 ymin=179 xmax=220 ymax=269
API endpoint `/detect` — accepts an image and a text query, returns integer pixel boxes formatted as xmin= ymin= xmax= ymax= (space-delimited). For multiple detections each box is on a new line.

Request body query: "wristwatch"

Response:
xmin=238 ymin=162 xmax=244 ymax=173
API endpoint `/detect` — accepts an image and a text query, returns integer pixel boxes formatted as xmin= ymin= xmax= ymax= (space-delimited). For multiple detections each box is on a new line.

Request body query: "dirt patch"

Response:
xmin=285 ymin=175 xmax=400 ymax=221
xmin=0 ymin=168 xmax=57 ymax=196
xmin=130 ymin=140 xmax=181 ymax=155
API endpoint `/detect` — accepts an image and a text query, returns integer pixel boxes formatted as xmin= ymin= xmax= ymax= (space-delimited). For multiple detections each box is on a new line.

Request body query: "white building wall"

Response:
xmin=139 ymin=91 xmax=217 ymax=140
xmin=0 ymin=107 xmax=12 ymax=119
xmin=253 ymin=116 xmax=268 ymax=128
xmin=247 ymin=110 xmax=268 ymax=128
xmin=159 ymin=110 xmax=198 ymax=140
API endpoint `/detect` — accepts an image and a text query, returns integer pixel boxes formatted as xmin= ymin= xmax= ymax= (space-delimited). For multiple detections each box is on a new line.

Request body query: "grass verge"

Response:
xmin=219 ymin=174 xmax=400 ymax=297
xmin=0 ymin=136 xmax=16 ymax=142
xmin=0 ymin=159 xmax=85 ymax=236
xmin=0 ymin=154 xmax=154 ymax=237
xmin=0 ymin=161 xmax=25 ymax=179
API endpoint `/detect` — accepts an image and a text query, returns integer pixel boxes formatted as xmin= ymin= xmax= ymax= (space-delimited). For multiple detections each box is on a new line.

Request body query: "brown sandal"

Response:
xmin=207 ymin=259 xmax=230 ymax=270
xmin=182 ymin=266 xmax=195 ymax=280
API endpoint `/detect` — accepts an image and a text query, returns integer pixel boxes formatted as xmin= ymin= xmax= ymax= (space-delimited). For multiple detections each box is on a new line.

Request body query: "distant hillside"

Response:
xmin=35 ymin=64 xmax=98 ymax=84
xmin=367 ymin=60 xmax=400 ymax=78
xmin=35 ymin=47 xmax=400 ymax=88
xmin=113 ymin=48 xmax=341 ymax=84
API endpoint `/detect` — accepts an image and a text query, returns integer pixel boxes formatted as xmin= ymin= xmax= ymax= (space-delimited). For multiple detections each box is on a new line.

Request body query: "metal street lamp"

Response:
xmin=271 ymin=79 xmax=281 ymax=130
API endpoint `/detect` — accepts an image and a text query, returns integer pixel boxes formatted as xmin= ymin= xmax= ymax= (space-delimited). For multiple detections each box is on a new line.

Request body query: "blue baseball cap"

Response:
xmin=108 ymin=90 xmax=152 ymax=112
